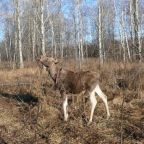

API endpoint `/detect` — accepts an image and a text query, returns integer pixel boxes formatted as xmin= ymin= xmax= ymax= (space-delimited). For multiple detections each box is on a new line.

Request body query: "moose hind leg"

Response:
xmin=95 ymin=84 xmax=110 ymax=119
xmin=88 ymin=91 xmax=97 ymax=125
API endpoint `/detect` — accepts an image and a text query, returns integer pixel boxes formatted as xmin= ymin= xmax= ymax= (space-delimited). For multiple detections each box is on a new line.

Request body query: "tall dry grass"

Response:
xmin=0 ymin=59 xmax=143 ymax=144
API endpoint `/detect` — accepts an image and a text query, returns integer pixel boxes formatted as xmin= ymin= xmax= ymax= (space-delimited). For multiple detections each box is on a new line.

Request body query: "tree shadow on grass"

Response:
xmin=0 ymin=92 xmax=38 ymax=105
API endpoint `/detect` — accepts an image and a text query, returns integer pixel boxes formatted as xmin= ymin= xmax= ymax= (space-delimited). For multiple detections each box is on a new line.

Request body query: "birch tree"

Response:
xmin=98 ymin=3 xmax=103 ymax=65
xmin=123 ymin=8 xmax=131 ymax=61
xmin=75 ymin=0 xmax=84 ymax=68
xmin=40 ymin=0 xmax=45 ymax=55
xmin=14 ymin=6 xmax=17 ymax=67
xmin=130 ymin=0 xmax=141 ymax=61
xmin=47 ymin=2 xmax=56 ymax=57
xmin=32 ymin=17 xmax=36 ymax=61
xmin=15 ymin=0 xmax=24 ymax=68
xmin=31 ymin=1 xmax=37 ymax=61
xmin=120 ymin=10 xmax=126 ymax=62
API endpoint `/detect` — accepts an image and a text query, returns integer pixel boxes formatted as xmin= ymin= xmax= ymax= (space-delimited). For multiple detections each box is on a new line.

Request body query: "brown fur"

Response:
xmin=39 ymin=55 xmax=100 ymax=95
xmin=38 ymin=55 xmax=110 ymax=124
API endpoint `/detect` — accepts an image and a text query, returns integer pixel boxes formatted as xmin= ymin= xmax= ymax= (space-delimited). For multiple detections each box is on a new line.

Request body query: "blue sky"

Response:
xmin=0 ymin=0 xmax=96 ymax=42
xmin=0 ymin=0 xmax=10 ymax=42
xmin=0 ymin=19 xmax=5 ymax=42
xmin=0 ymin=0 xmax=135 ymax=42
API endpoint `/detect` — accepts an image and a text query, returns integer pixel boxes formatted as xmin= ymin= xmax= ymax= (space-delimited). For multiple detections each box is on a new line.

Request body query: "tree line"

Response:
xmin=0 ymin=0 xmax=144 ymax=68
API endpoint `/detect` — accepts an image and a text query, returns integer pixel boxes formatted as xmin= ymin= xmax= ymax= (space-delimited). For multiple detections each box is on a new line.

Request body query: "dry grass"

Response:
xmin=0 ymin=59 xmax=144 ymax=144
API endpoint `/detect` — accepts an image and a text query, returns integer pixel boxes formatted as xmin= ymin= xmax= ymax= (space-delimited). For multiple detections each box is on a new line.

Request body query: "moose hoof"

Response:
xmin=87 ymin=120 xmax=92 ymax=126
xmin=64 ymin=114 xmax=68 ymax=121
xmin=107 ymin=114 xmax=110 ymax=120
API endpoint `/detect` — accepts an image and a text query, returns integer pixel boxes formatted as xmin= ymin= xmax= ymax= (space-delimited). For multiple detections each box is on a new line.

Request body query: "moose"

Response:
xmin=38 ymin=55 xmax=110 ymax=125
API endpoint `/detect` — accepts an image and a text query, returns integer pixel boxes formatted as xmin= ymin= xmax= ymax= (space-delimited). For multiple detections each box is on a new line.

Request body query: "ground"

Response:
xmin=0 ymin=59 xmax=143 ymax=144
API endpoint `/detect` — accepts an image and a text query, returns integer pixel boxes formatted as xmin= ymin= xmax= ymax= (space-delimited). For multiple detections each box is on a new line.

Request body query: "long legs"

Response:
xmin=63 ymin=95 xmax=68 ymax=121
xmin=88 ymin=91 xmax=97 ymax=125
xmin=88 ymin=84 xmax=110 ymax=124
xmin=62 ymin=84 xmax=110 ymax=124
xmin=95 ymin=84 xmax=110 ymax=119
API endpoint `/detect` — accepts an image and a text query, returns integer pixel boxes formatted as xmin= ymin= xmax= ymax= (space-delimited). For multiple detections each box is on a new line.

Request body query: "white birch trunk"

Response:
xmin=5 ymin=41 xmax=9 ymax=60
xmin=51 ymin=18 xmax=56 ymax=57
xmin=76 ymin=0 xmax=83 ymax=68
xmin=98 ymin=5 xmax=103 ymax=65
xmin=120 ymin=10 xmax=126 ymax=62
xmin=80 ymin=21 xmax=84 ymax=61
xmin=14 ymin=9 xmax=17 ymax=68
xmin=40 ymin=0 xmax=45 ymax=55
xmin=79 ymin=5 xmax=84 ymax=61
xmin=60 ymin=30 xmax=64 ymax=59
xmin=125 ymin=31 xmax=131 ymax=60
xmin=9 ymin=35 xmax=12 ymax=65
xmin=0 ymin=53 xmax=1 ymax=63
xmin=130 ymin=0 xmax=135 ymax=45
xmin=120 ymin=8 xmax=131 ymax=61
xmin=130 ymin=0 xmax=141 ymax=61
xmin=16 ymin=0 xmax=24 ymax=68
xmin=47 ymin=3 xmax=56 ymax=57
xmin=124 ymin=8 xmax=131 ymax=60
xmin=73 ymin=14 xmax=78 ymax=61
xmin=32 ymin=19 xmax=36 ymax=62
xmin=135 ymin=0 xmax=142 ymax=61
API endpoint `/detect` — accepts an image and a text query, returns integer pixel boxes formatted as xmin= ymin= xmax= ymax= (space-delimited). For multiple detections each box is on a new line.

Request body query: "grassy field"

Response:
xmin=0 ymin=59 xmax=143 ymax=144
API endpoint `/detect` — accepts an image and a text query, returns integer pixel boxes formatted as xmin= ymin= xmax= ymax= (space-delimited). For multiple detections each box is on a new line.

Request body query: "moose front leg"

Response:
xmin=63 ymin=94 xmax=68 ymax=121
xmin=60 ymin=90 xmax=69 ymax=121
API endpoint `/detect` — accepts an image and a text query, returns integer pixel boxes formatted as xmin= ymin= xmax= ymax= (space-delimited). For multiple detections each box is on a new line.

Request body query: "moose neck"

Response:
xmin=48 ymin=63 xmax=58 ymax=81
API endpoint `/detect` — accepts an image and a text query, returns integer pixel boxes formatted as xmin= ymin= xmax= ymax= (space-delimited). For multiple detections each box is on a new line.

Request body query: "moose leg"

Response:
xmin=95 ymin=84 xmax=110 ymax=119
xmin=88 ymin=91 xmax=97 ymax=125
xmin=63 ymin=95 xmax=68 ymax=121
